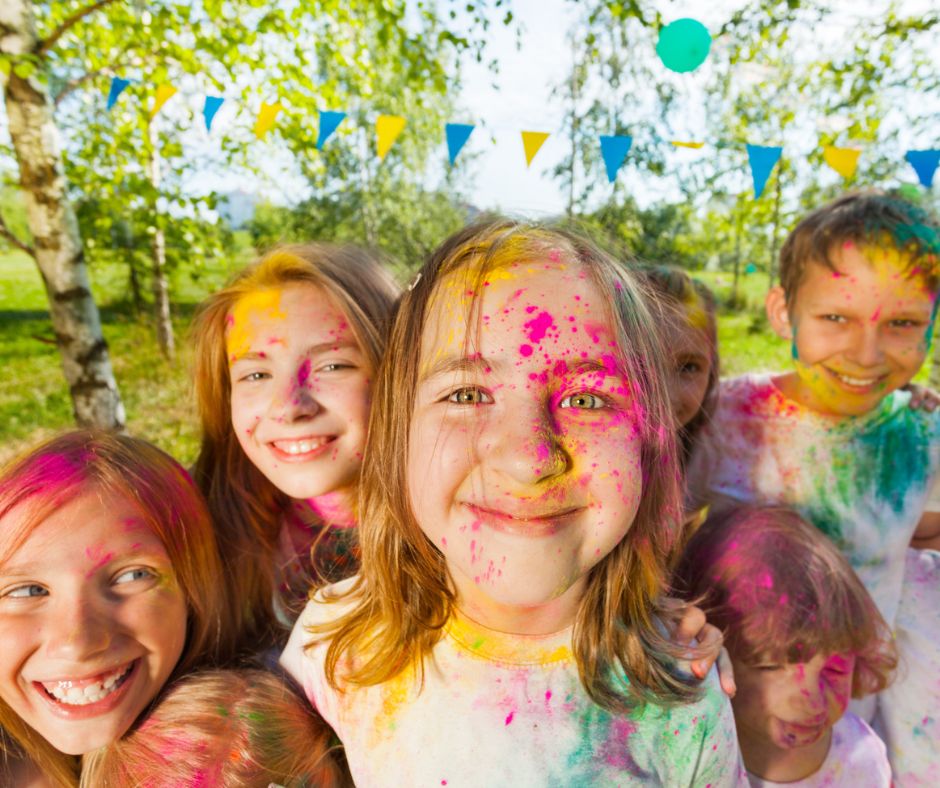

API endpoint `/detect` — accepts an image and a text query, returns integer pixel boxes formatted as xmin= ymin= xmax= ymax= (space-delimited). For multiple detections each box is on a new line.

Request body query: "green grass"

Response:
xmin=0 ymin=248 xmax=249 ymax=465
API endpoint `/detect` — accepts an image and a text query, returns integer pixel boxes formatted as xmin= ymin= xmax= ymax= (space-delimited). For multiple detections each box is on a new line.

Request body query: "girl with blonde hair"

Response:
xmin=0 ymin=431 xmax=238 ymax=787
xmin=80 ymin=669 xmax=349 ymax=787
xmin=281 ymin=220 xmax=744 ymax=785
xmin=191 ymin=244 xmax=399 ymax=649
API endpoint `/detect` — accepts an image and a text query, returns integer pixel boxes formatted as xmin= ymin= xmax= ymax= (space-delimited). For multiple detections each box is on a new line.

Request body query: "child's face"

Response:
xmin=409 ymin=259 xmax=644 ymax=632
xmin=228 ymin=284 xmax=371 ymax=501
xmin=0 ymin=491 xmax=187 ymax=755
xmin=664 ymin=301 xmax=713 ymax=429
xmin=767 ymin=242 xmax=936 ymax=417
xmin=732 ymin=652 xmax=855 ymax=755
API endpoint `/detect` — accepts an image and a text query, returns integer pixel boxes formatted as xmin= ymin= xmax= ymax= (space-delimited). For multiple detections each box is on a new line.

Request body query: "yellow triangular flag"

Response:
xmin=671 ymin=140 xmax=705 ymax=149
xmin=376 ymin=115 xmax=406 ymax=159
xmin=521 ymin=131 xmax=550 ymax=167
xmin=254 ymin=102 xmax=283 ymax=140
xmin=823 ymin=146 xmax=861 ymax=179
xmin=149 ymin=84 xmax=177 ymax=119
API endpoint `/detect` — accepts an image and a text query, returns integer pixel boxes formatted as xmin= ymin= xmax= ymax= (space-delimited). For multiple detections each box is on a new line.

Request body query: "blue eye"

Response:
xmin=113 ymin=568 xmax=155 ymax=585
xmin=560 ymin=393 xmax=604 ymax=409
xmin=448 ymin=387 xmax=492 ymax=405
xmin=5 ymin=584 xmax=48 ymax=599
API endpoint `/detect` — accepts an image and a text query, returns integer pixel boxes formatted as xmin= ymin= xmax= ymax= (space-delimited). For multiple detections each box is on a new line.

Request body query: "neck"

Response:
xmin=454 ymin=576 xmax=586 ymax=636
xmin=739 ymin=727 xmax=832 ymax=783
xmin=300 ymin=489 xmax=358 ymax=528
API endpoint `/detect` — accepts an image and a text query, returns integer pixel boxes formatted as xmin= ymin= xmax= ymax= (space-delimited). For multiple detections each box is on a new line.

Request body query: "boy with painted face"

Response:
xmin=686 ymin=191 xmax=940 ymax=777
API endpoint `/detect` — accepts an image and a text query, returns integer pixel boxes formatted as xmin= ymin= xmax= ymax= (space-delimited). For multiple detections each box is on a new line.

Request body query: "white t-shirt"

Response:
xmin=875 ymin=548 xmax=940 ymax=786
xmin=688 ymin=373 xmax=940 ymax=626
xmin=280 ymin=578 xmax=746 ymax=787
xmin=746 ymin=712 xmax=890 ymax=787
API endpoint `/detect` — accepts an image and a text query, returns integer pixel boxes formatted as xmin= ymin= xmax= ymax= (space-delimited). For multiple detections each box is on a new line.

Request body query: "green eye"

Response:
xmin=114 ymin=568 xmax=155 ymax=585
xmin=560 ymin=393 xmax=604 ymax=409
xmin=448 ymin=387 xmax=492 ymax=405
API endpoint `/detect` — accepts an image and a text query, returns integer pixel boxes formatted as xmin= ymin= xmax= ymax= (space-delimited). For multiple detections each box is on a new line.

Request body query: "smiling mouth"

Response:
xmin=463 ymin=503 xmax=583 ymax=535
xmin=38 ymin=661 xmax=136 ymax=706
xmin=269 ymin=436 xmax=335 ymax=458
xmin=825 ymin=368 xmax=888 ymax=390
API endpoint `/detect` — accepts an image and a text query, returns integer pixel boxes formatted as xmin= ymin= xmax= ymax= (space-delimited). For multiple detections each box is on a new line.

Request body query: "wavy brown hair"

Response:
xmin=80 ymin=669 xmax=350 ymax=788
xmin=310 ymin=219 xmax=702 ymax=713
xmin=191 ymin=245 xmax=399 ymax=650
xmin=674 ymin=506 xmax=897 ymax=698
xmin=0 ymin=431 xmax=236 ymax=787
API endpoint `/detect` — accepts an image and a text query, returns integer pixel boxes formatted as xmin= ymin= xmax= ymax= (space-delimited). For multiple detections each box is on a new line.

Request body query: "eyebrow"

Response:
xmin=230 ymin=340 xmax=361 ymax=364
xmin=420 ymin=354 xmax=622 ymax=381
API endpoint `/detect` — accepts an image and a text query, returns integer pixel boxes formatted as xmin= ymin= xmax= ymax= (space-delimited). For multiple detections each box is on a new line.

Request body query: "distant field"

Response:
xmin=0 ymin=253 xmax=931 ymax=466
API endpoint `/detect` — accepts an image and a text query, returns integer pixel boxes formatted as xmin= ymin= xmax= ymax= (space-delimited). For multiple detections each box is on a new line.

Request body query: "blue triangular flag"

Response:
xmin=905 ymin=150 xmax=940 ymax=188
xmin=106 ymin=77 xmax=130 ymax=110
xmin=203 ymin=96 xmax=224 ymax=131
xmin=746 ymin=144 xmax=783 ymax=199
xmin=599 ymin=135 xmax=633 ymax=183
xmin=445 ymin=123 xmax=474 ymax=165
xmin=316 ymin=111 xmax=346 ymax=149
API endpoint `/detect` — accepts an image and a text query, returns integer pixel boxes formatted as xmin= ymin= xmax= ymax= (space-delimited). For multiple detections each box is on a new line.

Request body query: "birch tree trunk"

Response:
xmin=147 ymin=121 xmax=174 ymax=359
xmin=0 ymin=0 xmax=125 ymax=429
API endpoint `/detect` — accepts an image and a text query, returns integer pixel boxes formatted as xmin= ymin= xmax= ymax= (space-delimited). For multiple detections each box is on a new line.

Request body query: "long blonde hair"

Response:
xmin=313 ymin=220 xmax=699 ymax=713
xmin=191 ymin=245 xmax=399 ymax=649
xmin=80 ymin=669 xmax=350 ymax=787
xmin=0 ymin=431 xmax=237 ymax=787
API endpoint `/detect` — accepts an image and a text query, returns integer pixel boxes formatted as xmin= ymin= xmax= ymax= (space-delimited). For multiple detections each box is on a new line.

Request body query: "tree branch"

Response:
xmin=36 ymin=0 xmax=120 ymax=57
xmin=0 ymin=213 xmax=35 ymax=257
xmin=54 ymin=65 xmax=122 ymax=106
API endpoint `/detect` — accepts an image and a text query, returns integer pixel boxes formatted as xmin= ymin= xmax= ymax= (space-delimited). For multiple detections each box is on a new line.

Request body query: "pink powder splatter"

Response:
xmin=297 ymin=359 xmax=311 ymax=386
xmin=504 ymin=710 xmax=515 ymax=725
xmin=519 ymin=344 xmax=533 ymax=357
xmin=523 ymin=311 xmax=554 ymax=342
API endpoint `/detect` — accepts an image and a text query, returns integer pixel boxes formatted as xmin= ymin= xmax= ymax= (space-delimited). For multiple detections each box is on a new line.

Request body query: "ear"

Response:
xmin=765 ymin=286 xmax=793 ymax=341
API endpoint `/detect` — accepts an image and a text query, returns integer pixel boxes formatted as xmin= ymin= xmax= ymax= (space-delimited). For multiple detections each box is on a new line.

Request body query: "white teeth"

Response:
xmin=42 ymin=664 xmax=131 ymax=706
xmin=273 ymin=438 xmax=328 ymax=455
xmin=835 ymin=373 xmax=879 ymax=387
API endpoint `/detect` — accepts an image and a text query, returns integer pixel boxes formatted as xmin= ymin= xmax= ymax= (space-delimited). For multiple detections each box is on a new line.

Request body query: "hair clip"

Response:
xmin=408 ymin=272 xmax=423 ymax=292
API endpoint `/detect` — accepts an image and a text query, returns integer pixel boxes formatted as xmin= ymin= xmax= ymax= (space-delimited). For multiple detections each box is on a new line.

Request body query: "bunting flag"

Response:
xmin=317 ymin=111 xmax=346 ymax=149
xmin=746 ymin=144 xmax=783 ymax=199
xmin=203 ymin=96 xmax=224 ymax=131
xmin=822 ymin=146 xmax=861 ymax=179
xmin=672 ymin=140 xmax=705 ymax=149
xmin=906 ymin=150 xmax=940 ymax=188
xmin=376 ymin=114 xmax=406 ymax=159
xmin=106 ymin=77 xmax=130 ymax=110
xmin=149 ymin=84 xmax=177 ymax=120
xmin=445 ymin=123 xmax=475 ymax=165
xmin=254 ymin=102 xmax=283 ymax=139
xmin=599 ymin=135 xmax=633 ymax=182
xmin=521 ymin=131 xmax=550 ymax=167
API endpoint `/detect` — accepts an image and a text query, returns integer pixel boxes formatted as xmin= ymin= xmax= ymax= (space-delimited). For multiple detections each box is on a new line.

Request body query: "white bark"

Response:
xmin=148 ymin=122 xmax=174 ymax=359
xmin=1 ymin=0 xmax=125 ymax=429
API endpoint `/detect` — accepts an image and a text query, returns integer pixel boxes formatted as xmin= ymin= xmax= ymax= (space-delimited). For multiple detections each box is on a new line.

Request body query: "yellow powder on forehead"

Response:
xmin=853 ymin=240 xmax=931 ymax=292
xmin=682 ymin=294 xmax=710 ymax=333
xmin=225 ymin=288 xmax=286 ymax=361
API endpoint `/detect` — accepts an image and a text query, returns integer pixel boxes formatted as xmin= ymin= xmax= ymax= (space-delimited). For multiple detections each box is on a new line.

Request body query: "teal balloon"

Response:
xmin=745 ymin=263 xmax=757 ymax=275
xmin=656 ymin=18 xmax=712 ymax=73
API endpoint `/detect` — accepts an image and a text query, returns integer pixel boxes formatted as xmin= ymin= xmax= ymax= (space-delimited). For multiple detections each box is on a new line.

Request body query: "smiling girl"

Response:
xmin=281 ymin=221 xmax=744 ymax=785
xmin=0 ymin=431 xmax=236 ymax=787
xmin=191 ymin=245 xmax=399 ymax=647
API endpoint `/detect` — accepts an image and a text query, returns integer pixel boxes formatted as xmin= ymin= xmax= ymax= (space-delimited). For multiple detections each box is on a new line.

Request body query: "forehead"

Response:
xmin=421 ymin=261 xmax=613 ymax=363
xmin=226 ymin=284 xmax=351 ymax=356
xmin=798 ymin=242 xmax=936 ymax=305
xmin=0 ymin=491 xmax=160 ymax=567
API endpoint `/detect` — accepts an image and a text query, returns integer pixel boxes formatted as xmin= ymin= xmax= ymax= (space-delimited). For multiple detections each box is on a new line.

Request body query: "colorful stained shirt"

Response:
xmin=687 ymin=374 xmax=940 ymax=627
xmin=280 ymin=578 xmax=746 ymax=788
xmin=273 ymin=510 xmax=360 ymax=625
xmin=875 ymin=549 xmax=940 ymax=786
xmin=746 ymin=712 xmax=890 ymax=788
